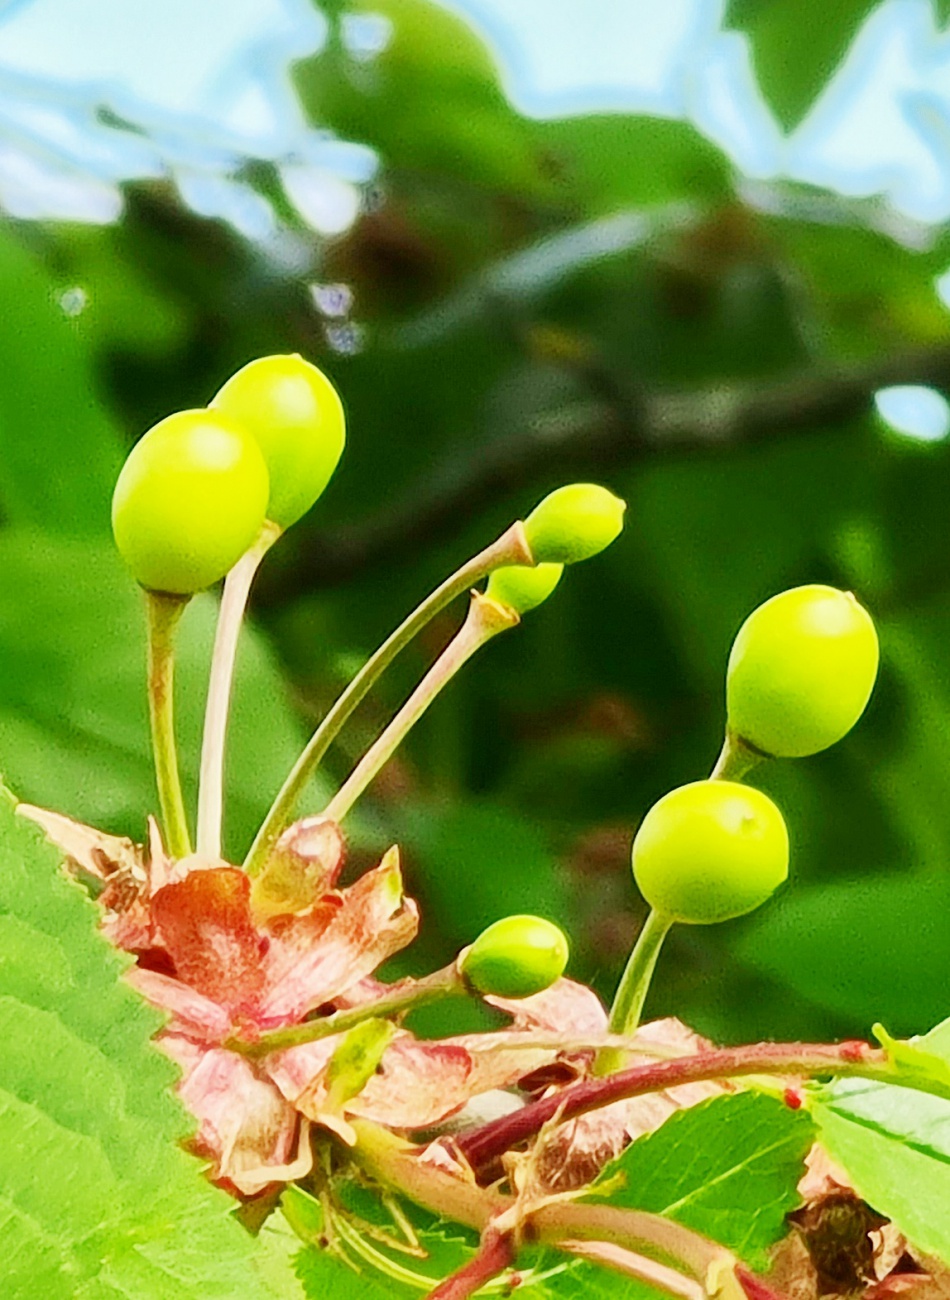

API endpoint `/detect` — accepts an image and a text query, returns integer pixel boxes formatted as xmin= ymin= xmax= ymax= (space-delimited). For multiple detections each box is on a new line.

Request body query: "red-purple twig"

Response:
xmin=456 ymin=1039 xmax=886 ymax=1179
xmin=424 ymin=1227 xmax=515 ymax=1299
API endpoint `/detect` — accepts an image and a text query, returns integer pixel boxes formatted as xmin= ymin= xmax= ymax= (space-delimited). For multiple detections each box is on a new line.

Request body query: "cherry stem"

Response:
xmin=424 ymin=1227 xmax=514 ymax=1300
xmin=596 ymin=908 xmax=674 ymax=1075
xmin=560 ymin=1242 xmax=705 ymax=1300
xmin=244 ymin=521 xmax=533 ymax=875
xmin=145 ymin=590 xmax=191 ymax=860
xmin=321 ymin=593 xmax=518 ymax=826
xmin=352 ymin=1119 xmax=737 ymax=1288
xmin=454 ymin=1039 xmax=919 ymax=1180
xmin=710 ymin=729 xmax=763 ymax=781
xmin=226 ymin=963 xmax=465 ymax=1057
xmin=196 ymin=522 xmax=281 ymax=861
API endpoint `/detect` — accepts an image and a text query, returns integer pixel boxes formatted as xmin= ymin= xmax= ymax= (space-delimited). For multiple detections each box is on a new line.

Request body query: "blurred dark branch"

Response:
xmin=258 ymin=344 xmax=950 ymax=602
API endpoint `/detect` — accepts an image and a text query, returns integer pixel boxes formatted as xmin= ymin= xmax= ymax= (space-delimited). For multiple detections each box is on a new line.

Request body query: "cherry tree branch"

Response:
xmin=454 ymin=1038 xmax=912 ymax=1179
xmin=259 ymin=344 xmax=950 ymax=596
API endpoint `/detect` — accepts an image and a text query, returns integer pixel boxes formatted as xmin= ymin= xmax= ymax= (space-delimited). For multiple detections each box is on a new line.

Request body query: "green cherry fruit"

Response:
xmin=486 ymin=562 xmax=563 ymax=614
xmin=726 ymin=585 xmax=879 ymax=758
xmin=460 ymin=915 xmax=569 ymax=999
xmin=632 ymin=780 xmax=789 ymax=925
xmin=524 ymin=483 xmax=626 ymax=564
xmin=211 ymin=353 xmax=345 ymax=528
xmin=112 ymin=409 xmax=269 ymax=595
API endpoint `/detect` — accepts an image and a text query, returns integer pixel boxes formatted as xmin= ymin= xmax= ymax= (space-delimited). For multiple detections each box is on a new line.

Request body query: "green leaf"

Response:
xmin=588 ymin=1093 xmax=814 ymax=1266
xmin=737 ymin=874 xmax=950 ymax=1034
xmin=813 ymin=1015 xmax=950 ymax=1263
xmin=0 ymin=531 xmax=325 ymax=860
xmin=536 ymin=1263 xmax=669 ymax=1300
xmin=874 ymin=1021 xmax=950 ymax=1095
xmin=727 ymin=0 xmax=880 ymax=130
xmin=0 ymin=783 xmax=300 ymax=1297
xmin=295 ymin=1245 xmax=398 ymax=1299
xmin=935 ymin=0 xmax=950 ymax=29
xmin=0 ymin=230 xmax=123 ymax=538
xmin=534 ymin=116 xmax=732 ymax=214
xmin=301 ymin=0 xmax=730 ymax=218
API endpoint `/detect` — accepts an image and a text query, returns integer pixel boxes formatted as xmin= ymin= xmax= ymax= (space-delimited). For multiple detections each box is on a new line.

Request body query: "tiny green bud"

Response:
xmin=211 ymin=353 xmax=345 ymax=528
xmin=460 ymin=915 xmax=569 ymax=999
xmin=632 ymin=780 xmax=788 ymax=925
xmin=486 ymin=562 xmax=563 ymax=614
xmin=112 ymin=410 xmax=269 ymax=595
xmin=524 ymin=483 xmax=626 ymax=564
xmin=726 ymin=585 xmax=879 ymax=758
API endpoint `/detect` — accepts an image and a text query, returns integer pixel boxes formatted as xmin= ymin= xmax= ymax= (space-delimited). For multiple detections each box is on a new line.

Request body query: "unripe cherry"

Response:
xmin=211 ymin=353 xmax=345 ymax=528
xmin=524 ymin=483 xmax=626 ymax=564
xmin=632 ymin=780 xmax=788 ymax=925
xmin=460 ymin=915 xmax=569 ymax=999
xmin=485 ymin=562 xmax=563 ymax=614
xmin=112 ymin=410 xmax=269 ymax=595
xmin=726 ymin=585 xmax=879 ymax=758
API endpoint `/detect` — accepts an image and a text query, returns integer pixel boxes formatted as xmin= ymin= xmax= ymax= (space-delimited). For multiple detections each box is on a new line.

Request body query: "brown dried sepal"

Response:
xmin=249 ymin=816 xmax=346 ymax=923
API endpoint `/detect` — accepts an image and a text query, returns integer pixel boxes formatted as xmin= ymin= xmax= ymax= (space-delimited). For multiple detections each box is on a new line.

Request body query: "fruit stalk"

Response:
xmin=244 ymin=522 xmax=532 ymax=873
xmin=196 ymin=521 xmax=281 ymax=860
xmin=227 ymin=963 xmax=464 ymax=1057
xmin=595 ymin=908 xmax=674 ymax=1074
xmin=145 ymin=590 xmax=192 ymax=859
xmin=322 ymin=592 xmax=518 ymax=825
xmin=709 ymin=730 xmax=762 ymax=781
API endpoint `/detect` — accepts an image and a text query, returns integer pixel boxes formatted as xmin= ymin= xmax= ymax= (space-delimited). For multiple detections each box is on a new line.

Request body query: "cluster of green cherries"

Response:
xmin=109 ymin=354 xmax=879 ymax=1029
xmin=109 ymin=354 xmax=621 ymax=1009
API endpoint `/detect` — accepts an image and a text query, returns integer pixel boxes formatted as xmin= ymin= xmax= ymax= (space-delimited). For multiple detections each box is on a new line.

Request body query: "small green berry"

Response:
xmin=632 ymin=780 xmax=788 ymax=925
xmin=211 ymin=353 xmax=345 ymax=528
xmin=486 ymin=562 xmax=563 ymax=614
xmin=726 ymin=585 xmax=879 ymax=758
xmin=524 ymin=483 xmax=626 ymax=564
xmin=460 ymin=915 xmax=569 ymax=999
xmin=112 ymin=410 xmax=269 ymax=595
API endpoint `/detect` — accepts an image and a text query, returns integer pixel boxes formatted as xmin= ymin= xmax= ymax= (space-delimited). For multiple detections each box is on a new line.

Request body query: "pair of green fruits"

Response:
xmin=112 ymin=354 xmax=347 ymax=594
xmin=636 ymin=583 xmax=878 ymax=926
xmin=462 ymin=584 xmax=879 ymax=999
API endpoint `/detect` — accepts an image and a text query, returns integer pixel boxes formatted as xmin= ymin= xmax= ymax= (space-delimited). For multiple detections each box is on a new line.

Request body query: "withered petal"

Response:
xmin=258 ymin=849 xmax=419 ymax=1025
xmin=152 ymin=868 xmax=266 ymax=1016
xmin=160 ymin=1035 xmax=309 ymax=1197
xmin=126 ymin=967 xmax=233 ymax=1042
xmin=486 ymin=978 xmax=609 ymax=1036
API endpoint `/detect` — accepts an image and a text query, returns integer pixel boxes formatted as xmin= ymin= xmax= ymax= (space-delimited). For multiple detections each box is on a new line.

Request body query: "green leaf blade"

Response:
xmin=814 ymin=1016 xmax=950 ymax=1263
xmin=726 ymin=0 xmax=881 ymax=130
xmin=0 ymin=786 xmax=301 ymax=1297
xmin=588 ymin=1092 xmax=814 ymax=1266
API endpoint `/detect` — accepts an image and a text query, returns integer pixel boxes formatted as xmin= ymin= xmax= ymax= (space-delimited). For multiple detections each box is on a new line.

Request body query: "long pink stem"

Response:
xmin=197 ymin=523 xmax=280 ymax=860
xmin=455 ymin=1039 xmax=892 ymax=1178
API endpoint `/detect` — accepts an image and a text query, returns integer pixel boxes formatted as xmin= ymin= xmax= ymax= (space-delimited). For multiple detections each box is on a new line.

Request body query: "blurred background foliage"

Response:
xmin=3 ymin=0 xmax=950 ymax=1050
